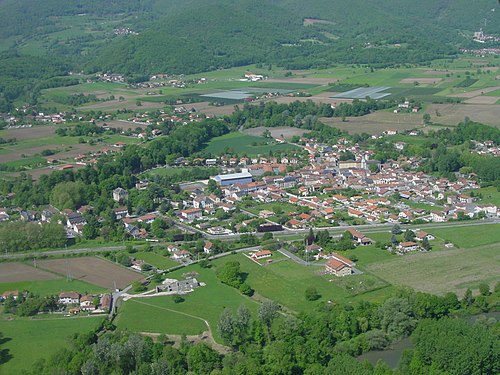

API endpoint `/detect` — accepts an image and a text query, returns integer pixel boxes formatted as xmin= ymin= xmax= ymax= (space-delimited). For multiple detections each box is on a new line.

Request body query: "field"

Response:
xmin=428 ymin=223 xmax=500 ymax=248
xmin=131 ymin=251 xmax=179 ymax=270
xmin=0 ymin=278 xmax=106 ymax=296
xmin=37 ymin=257 xmax=143 ymax=290
xmin=203 ymin=132 xmax=299 ymax=157
xmin=0 ymin=263 xmax=60 ymax=283
xmin=466 ymin=186 xmax=500 ymax=206
xmin=115 ymin=264 xmax=258 ymax=342
xmin=366 ymin=243 xmax=499 ymax=297
xmin=243 ymin=126 xmax=307 ymax=140
xmin=0 ymin=316 xmax=104 ymax=374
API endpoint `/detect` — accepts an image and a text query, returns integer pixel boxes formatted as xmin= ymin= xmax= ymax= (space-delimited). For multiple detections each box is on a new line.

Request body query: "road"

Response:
xmin=1 ymin=218 xmax=498 ymax=260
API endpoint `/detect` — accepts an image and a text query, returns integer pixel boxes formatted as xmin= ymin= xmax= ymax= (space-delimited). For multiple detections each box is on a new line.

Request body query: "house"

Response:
xmin=99 ymin=294 xmax=112 ymax=312
xmin=203 ymin=241 xmax=214 ymax=254
xmin=167 ymin=245 xmax=178 ymax=253
xmin=113 ymin=207 xmax=128 ymax=220
xmin=1 ymin=290 xmax=19 ymax=301
xmin=180 ymin=208 xmax=203 ymax=222
xmin=305 ymin=244 xmax=323 ymax=253
xmin=59 ymin=291 xmax=81 ymax=305
xmin=80 ymin=295 xmax=96 ymax=312
xmin=398 ymin=241 xmax=420 ymax=253
xmin=325 ymin=257 xmax=353 ymax=277
xmin=414 ymin=231 xmax=435 ymax=241
xmin=251 ymin=250 xmax=272 ymax=260
xmin=172 ymin=250 xmax=191 ymax=260
xmin=113 ymin=187 xmax=129 ymax=202
xmin=346 ymin=228 xmax=372 ymax=245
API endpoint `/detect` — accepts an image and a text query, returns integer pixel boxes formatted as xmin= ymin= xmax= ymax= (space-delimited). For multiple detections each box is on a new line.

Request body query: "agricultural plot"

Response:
xmin=243 ymin=126 xmax=307 ymax=139
xmin=332 ymin=86 xmax=391 ymax=99
xmin=365 ymin=243 xmax=500 ymax=297
xmin=131 ymin=252 xmax=179 ymax=270
xmin=428 ymin=224 xmax=500 ymax=248
xmin=203 ymin=132 xmax=298 ymax=157
xmin=0 ymin=317 xmax=104 ymax=375
xmin=37 ymin=257 xmax=143 ymax=290
xmin=0 ymin=278 xmax=106 ymax=296
xmin=0 ymin=263 xmax=59 ymax=283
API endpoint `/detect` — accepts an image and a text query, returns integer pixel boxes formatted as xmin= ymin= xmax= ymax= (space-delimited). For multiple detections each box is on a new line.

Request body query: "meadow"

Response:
xmin=115 ymin=264 xmax=258 ymax=342
xmin=0 ymin=278 xmax=106 ymax=296
xmin=130 ymin=251 xmax=179 ymax=270
xmin=428 ymin=223 xmax=500 ymax=248
xmin=203 ymin=132 xmax=299 ymax=157
xmin=0 ymin=316 xmax=104 ymax=374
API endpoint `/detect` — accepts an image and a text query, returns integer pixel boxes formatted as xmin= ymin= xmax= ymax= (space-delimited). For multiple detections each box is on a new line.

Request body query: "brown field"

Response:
xmin=422 ymin=70 xmax=450 ymax=75
xmin=321 ymin=111 xmax=423 ymax=135
xmin=448 ymin=86 xmax=500 ymax=98
xmin=3 ymin=126 xmax=56 ymax=141
xmin=464 ymin=96 xmax=499 ymax=105
xmin=303 ymin=18 xmax=334 ymax=26
xmin=0 ymin=263 xmax=60 ymax=283
xmin=243 ymin=126 xmax=307 ymax=139
xmin=267 ymin=77 xmax=337 ymax=84
xmin=37 ymin=257 xmax=143 ymax=289
xmin=426 ymin=103 xmax=500 ymax=128
xmin=9 ymin=164 xmax=87 ymax=181
xmin=189 ymin=102 xmax=236 ymax=116
xmin=400 ymin=77 xmax=443 ymax=84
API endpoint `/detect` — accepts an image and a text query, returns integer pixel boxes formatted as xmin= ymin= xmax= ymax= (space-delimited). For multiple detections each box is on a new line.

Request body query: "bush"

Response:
xmin=305 ymin=286 xmax=320 ymax=301
xmin=172 ymin=294 xmax=184 ymax=303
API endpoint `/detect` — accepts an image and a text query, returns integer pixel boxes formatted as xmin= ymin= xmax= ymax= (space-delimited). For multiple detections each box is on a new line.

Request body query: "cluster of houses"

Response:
xmin=58 ymin=292 xmax=111 ymax=314
xmin=472 ymin=140 xmax=500 ymax=157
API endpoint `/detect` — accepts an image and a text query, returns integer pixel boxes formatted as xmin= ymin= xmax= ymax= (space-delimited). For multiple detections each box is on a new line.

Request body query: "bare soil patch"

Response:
xmin=320 ymin=111 xmax=422 ymax=135
xmin=189 ymin=102 xmax=236 ymax=116
xmin=426 ymin=103 xmax=500 ymax=128
xmin=3 ymin=126 xmax=57 ymax=141
xmin=0 ymin=263 xmax=61 ymax=283
xmin=37 ymin=257 xmax=143 ymax=289
xmin=464 ymin=96 xmax=499 ymax=105
xmin=400 ymin=77 xmax=443 ymax=84
xmin=448 ymin=86 xmax=500 ymax=98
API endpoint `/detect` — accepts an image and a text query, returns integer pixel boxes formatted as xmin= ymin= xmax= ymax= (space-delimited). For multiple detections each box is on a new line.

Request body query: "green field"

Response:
xmin=115 ymin=264 xmax=258 ymax=342
xmin=0 ymin=278 xmax=107 ymax=296
xmin=429 ymin=224 xmax=500 ymax=248
xmin=366 ymin=243 xmax=499 ymax=297
xmin=131 ymin=251 xmax=179 ymax=269
xmin=0 ymin=316 xmax=104 ymax=374
xmin=203 ymin=132 xmax=298 ymax=157
xmin=466 ymin=186 xmax=500 ymax=206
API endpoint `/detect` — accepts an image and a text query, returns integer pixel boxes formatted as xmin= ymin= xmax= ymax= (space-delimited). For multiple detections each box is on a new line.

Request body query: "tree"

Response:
xmin=403 ymin=229 xmax=415 ymax=242
xmin=391 ymin=224 xmax=402 ymax=235
xmin=217 ymin=308 xmax=235 ymax=345
xmin=258 ymin=301 xmax=279 ymax=331
xmin=479 ymin=283 xmax=490 ymax=296
xmin=423 ymin=113 xmax=431 ymax=125
xmin=305 ymin=287 xmax=320 ymax=301
xmin=172 ymin=294 xmax=184 ymax=303
xmin=421 ymin=237 xmax=431 ymax=251
xmin=132 ymin=281 xmax=147 ymax=293
xmin=186 ymin=343 xmax=221 ymax=375
xmin=462 ymin=288 xmax=474 ymax=307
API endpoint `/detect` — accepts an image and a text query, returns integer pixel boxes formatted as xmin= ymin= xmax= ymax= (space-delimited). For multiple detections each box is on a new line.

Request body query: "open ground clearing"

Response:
xmin=0 ymin=263 xmax=59 ymax=283
xmin=320 ymin=112 xmax=423 ymax=135
xmin=116 ymin=264 xmax=257 ymax=342
xmin=243 ymin=126 xmax=307 ymax=139
xmin=366 ymin=244 xmax=500 ymax=297
xmin=0 ymin=278 xmax=106 ymax=296
xmin=463 ymin=96 xmax=499 ymax=104
xmin=0 ymin=316 xmax=104 ymax=375
xmin=203 ymin=132 xmax=299 ymax=156
xmin=426 ymin=103 xmax=500 ymax=128
xmin=37 ymin=257 xmax=143 ymax=289
xmin=400 ymin=78 xmax=443 ymax=84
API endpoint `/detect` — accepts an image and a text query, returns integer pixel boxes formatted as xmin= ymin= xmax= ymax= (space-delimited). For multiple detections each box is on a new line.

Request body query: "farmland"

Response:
xmin=0 ymin=278 xmax=106 ymax=296
xmin=0 ymin=316 xmax=104 ymax=375
xmin=115 ymin=264 xmax=258 ymax=342
xmin=203 ymin=132 xmax=299 ymax=157
xmin=36 ymin=257 xmax=144 ymax=289
xmin=130 ymin=251 xmax=179 ymax=270
xmin=0 ymin=263 xmax=60 ymax=283
xmin=428 ymin=223 xmax=500 ymax=248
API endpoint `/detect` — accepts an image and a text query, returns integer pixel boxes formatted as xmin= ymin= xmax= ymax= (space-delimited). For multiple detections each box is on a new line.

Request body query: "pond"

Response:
xmin=357 ymin=311 xmax=500 ymax=369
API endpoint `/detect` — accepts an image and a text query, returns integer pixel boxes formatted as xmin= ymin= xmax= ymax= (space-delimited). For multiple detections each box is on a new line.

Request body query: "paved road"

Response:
xmin=1 ymin=218 xmax=498 ymax=260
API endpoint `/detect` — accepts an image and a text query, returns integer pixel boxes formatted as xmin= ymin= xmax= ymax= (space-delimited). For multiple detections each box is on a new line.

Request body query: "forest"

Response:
xmin=14 ymin=287 xmax=500 ymax=374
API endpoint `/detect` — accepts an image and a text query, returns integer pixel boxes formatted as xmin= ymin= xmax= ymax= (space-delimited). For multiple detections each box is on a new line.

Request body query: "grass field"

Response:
xmin=366 ymin=243 xmax=499 ymax=297
xmin=428 ymin=224 xmax=500 ymax=248
xmin=0 ymin=278 xmax=106 ymax=296
xmin=0 ymin=316 xmax=104 ymax=374
xmin=203 ymin=132 xmax=299 ymax=157
xmin=131 ymin=252 xmax=179 ymax=269
xmin=466 ymin=186 xmax=500 ymax=206
xmin=115 ymin=264 xmax=258 ymax=342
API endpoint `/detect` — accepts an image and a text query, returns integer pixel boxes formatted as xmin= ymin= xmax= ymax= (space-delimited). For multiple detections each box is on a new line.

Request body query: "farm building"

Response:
xmin=398 ymin=241 xmax=420 ymax=253
xmin=213 ymin=170 xmax=253 ymax=186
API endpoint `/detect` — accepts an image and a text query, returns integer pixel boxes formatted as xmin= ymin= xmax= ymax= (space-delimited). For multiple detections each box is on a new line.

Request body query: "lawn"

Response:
xmin=115 ymin=264 xmax=258 ymax=342
xmin=366 ymin=243 xmax=500 ymax=297
xmin=131 ymin=251 xmax=179 ymax=270
xmin=213 ymin=254 xmax=389 ymax=312
xmin=428 ymin=223 xmax=500 ymax=248
xmin=0 ymin=316 xmax=104 ymax=374
xmin=203 ymin=132 xmax=298 ymax=157
xmin=0 ymin=278 xmax=107 ymax=296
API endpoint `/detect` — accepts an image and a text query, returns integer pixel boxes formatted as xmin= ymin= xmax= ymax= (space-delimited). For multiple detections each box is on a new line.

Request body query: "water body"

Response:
xmin=357 ymin=312 xmax=500 ymax=369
